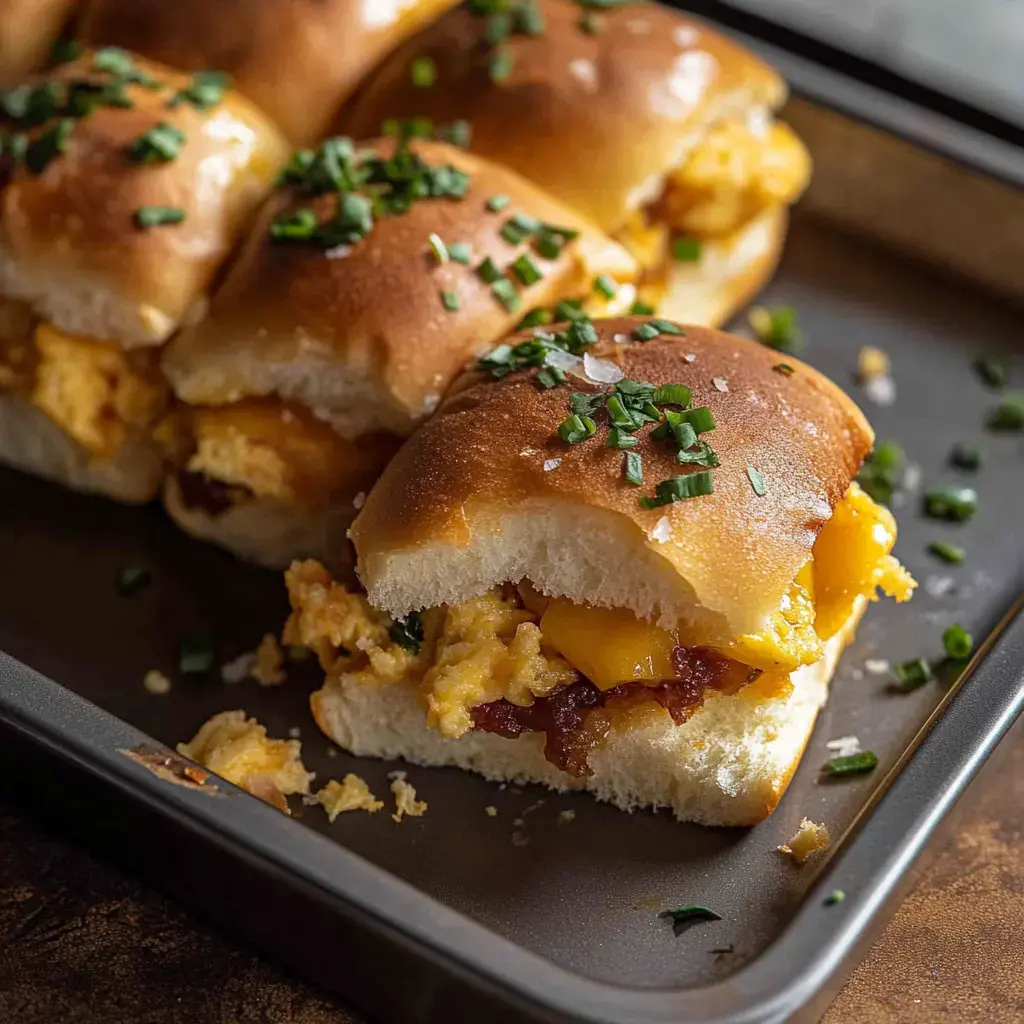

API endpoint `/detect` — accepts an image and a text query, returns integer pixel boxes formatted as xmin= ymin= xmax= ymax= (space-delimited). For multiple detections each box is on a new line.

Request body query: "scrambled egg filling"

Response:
xmin=178 ymin=710 xmax=314 ymax=814
xmin=0 ymin=318 xmax=166 ymax=458
xmin=287 ymin=485 xmax=914 ymax=741
xmin=317 ymin=774 xmax=384 ymax=820
xmin=615 ymin=117 xmax=811 ymax=284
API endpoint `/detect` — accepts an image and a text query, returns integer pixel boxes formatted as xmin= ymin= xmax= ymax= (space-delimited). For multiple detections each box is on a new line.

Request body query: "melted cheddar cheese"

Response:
xmin=290 ymin=485 xmax=914 ymax=741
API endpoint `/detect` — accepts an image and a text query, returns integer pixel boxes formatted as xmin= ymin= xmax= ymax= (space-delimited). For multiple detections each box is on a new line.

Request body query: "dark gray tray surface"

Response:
xmin=0 ymin=213 xmax=1021 ymax=991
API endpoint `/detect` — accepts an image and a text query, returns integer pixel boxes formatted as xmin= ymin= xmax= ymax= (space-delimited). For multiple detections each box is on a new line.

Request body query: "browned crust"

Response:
xmin=0 ymin=54 xmax=289 ymax=340
xmin=352 ymin=319 xmax=873 ymax=624
xmin=0 ymin=0 xmax=76 ymax=86
xmin=340 ymin=0 xmax=785 ymax=231
xmin=162 ymin=138 xmax=637 ymax=428
xmin=78 ymin=0 xmax=461 ymax=145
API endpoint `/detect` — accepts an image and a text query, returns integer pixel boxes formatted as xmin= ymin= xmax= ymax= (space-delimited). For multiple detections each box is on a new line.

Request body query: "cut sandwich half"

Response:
xmin=285 ymin=317 xmax=915 ymax=826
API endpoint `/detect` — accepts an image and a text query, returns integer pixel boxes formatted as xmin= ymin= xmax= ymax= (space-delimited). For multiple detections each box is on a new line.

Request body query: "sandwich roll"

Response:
xmin=161 ymin=136 xmax=638 ymax=567
xmin=0 ymin=0 xmax=76 ymax=86
xmin=287 ymin=317 xmax=915 ymax=825
xmin=78 ymin=0 xmax=463 ymax=145
xmin=0 ymin=50 xmax=289 ymax=501
xmin=340 ymin=1 xmax=812 ymax=324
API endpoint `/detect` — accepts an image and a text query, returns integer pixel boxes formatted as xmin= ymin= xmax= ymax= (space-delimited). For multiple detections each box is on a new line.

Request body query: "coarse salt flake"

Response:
xmin=712 ymin=377 xmax=729 ymax=392
xmin=650 ymin=516 xmax=672 ymax=543
xmin=583 ymin=351 xmax=624 ymax=384
xmin=543 ymin=458 xmax=562 ymax=472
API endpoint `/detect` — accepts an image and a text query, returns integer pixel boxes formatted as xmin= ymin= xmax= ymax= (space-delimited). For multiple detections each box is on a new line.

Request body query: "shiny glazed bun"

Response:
xmin=352 ymin=318 xmax=873 ymax=638
xmin=78 ymin=0 xmax=463 ymax=144
xmin=0 ymin=0 xmax=76 ymax=86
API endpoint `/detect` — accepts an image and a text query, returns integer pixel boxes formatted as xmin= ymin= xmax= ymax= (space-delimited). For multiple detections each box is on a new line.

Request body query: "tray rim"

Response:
xmin=2 ymin=595 xmax=1022 ymax=1024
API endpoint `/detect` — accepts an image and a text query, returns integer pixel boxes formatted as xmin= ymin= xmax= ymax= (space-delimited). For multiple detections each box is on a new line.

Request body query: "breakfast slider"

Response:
xmin=285 ymin=317 xmax=915 ymax=825
xmin=160 ymin=136 xmax=638 ymax=569
xmin=0 ymin=0 xmax=76 ymax=86
xmin=0 ymin=50 xmax=289 ymax=501
xmin=340 ymin=0 xmax=812 ymax=326
xmin=78 ymin=0 xmax=463 ymax=145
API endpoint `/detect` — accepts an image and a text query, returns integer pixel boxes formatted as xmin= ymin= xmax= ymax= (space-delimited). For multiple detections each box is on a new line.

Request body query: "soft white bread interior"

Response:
xmin=353 ymin=321 xmax=873 ymax=640
xmin=311 ymin=598 xmax=865 ymax=826
xmin=0 ymin=392 xmax=163 ymax=502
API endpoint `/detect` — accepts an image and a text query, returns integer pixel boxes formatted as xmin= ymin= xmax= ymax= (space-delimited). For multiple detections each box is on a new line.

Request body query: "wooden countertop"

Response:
xmin=0 ymin=726 xmax=1021 ymax=1023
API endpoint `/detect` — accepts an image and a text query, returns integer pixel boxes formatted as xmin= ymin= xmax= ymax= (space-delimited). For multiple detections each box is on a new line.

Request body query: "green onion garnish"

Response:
xmin=167 ymin=70 xmax=231 ymax=111
xmin=824 ymin=890 xmax=846 ymax=906
xmin=856 ymin=441 xmax=903 ymax=505
xmin=50 ymin=36 xmax=83 ymax=65
xmin=633 ymin=323 xmax=659 ymax=341
xmin=486 ymin=194 xmax=510 ymax=213
xmin=893 ymin=657 xmax=933 ymax=691
xmin=942 ymin=624 xmax=973 ymax=660
xmin=824 ymin=751 xmax=878 ymax=776
xmin=134 ymin=205 xmax=186 ymax=228
xmin=440 ymin=290 xmax=460 ymax=311
xmin=987 ymin=392 xmax=1024 ymax=430
xmin=179 ymin=634 xmax=215 ymax=674
xmin=126 ymin=122 xmax=186 ymax=163
xmin=449 ymin=242 xmax=472 ymax=264
xmin=485 ymin=10 xmax=512 ymax=44
xmin=23 ymin=117 xmax=75 ymax=174
xmin=511 ymin=254 xmax=543 ymax=286
xmin=681 ymin=406 xmax=716 ymax=433
xmin=476 ymin=256 xmax=503 ymax=283
xmin=949 ymin=443 xmax=982 ymax=471
xmin=116 ymin=566 xmax=151 ymax=596
xmin=554 ymin=298 xmax=585 ymax=322
xmin=649 ymin=319 xmax=685 ymax=335
xmin=607 ymin=428 xmax=638 ymax=450
xmin=923 ymin=485 xmax=977 ymax=522
xmin=671 ymin=237 xmax=702 ymax=262
xmin=410 ymin=56 xmax=437 ymax=88
xmin=640 ymin=471 xmax=714 ymax=508
xmin=558 ymin=414 xmax=597 ymax=444
xmin=517 ymin=308 xmax=553 ymax=329
xmin=491 ymin=278 xmax=521 ymax=312
xmin=490 ymin=47 xmax=515 ymax=81
xmin=630 ymin=299 xmax=655 ymax=316
xmin=92 ymin=47 xmax=135 ymax=75
xmin=746 ymin=466 xmax=767 ymax=496
xmin=428 ymin=233 xmax=449 ymax=263
xmin=536 ymin=365 xmax=565 ymax=389
xmin=389 ymin=612 xmax=424 ymax=654
xmin=593 ymin=274 xmax=617 ymax=300
xmin=500 ymin=221 xmax=526 ymax=245
xmin=652 ymin=383 xmax=692 ymax=407
xmin=269 ymin=208 xmax=318 ymax=241
xmin=535 ymin=232 xmax=564 ymax=260
xmin=927 ymin=541 xmax=965 ymax=564
xmin=750 ymin=306 xmax=803 ymax=352
xmin=624 ymin=451 xmax=644 ymax=485
xmin=773 ymin=363 xmax=795 ymax=376
xmin=973 ymin=355 xmax=1006 ymax=388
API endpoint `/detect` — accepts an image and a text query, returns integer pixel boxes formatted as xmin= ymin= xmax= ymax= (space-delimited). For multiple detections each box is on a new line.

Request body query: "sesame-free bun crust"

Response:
xmin=0 ymin=54 xmax=289 ymax=347
xmin=162 ymin=139 xmax=637 ymax=439
xmin=353 ymin=319 xmax=873 ymax=639
xmin=340 ymin=1 xmax=785 ymax=231
xmin=311 ymin=597 xmax=864 ymax=826
xmin=0 ymin=0 xmax=76 ymax=86
xmin=79 ymin=0 xmax=461 ymax=145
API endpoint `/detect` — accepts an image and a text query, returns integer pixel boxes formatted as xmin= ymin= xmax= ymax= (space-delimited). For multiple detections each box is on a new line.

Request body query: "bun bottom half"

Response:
xmin=163 ymin=474 xmax=355 ymax=573
xmin=0 ymin=392 xmax=163 ymax=502
xmin=310 ymin=598 xmax=865 ymax=827
xmin=657 ymin=206 xmax=787 ymax=329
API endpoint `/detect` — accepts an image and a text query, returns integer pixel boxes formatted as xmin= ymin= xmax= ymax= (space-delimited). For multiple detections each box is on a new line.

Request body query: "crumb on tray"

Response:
xmin=318 ymin=774 xmax=384 ymax=821
xmin=143 ymin=669 xmax=172 ymax=695
xmin=252 ymin=633 xmax=286 ymax=686
xmin=389 ymin=772 xmax=427 ymax=823
xmin=484 ymin=805 xmax=498 ymax=817
xmin=778 ymin=818 xmax=831 ymax=863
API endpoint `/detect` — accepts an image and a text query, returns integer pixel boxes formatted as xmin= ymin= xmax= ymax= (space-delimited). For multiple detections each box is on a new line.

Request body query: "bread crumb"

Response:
xmin=318 ymin=774 xmax=384 ymax=822
xmin=558 ymin=810 xmax=576 ymax=824
xmin=864 ymin=658 xmax=890 ymax=675
xmin=143 ymin=669 xmax=171 ymax=695
xmin=177 ymin=710 xmax=313 ymax=815
xmin=484 ymin=805 xmax=498 ymax=817
xmin=826 ymin=735 xmax=861 ymax=758
xmin=858 ymin=346 xmax=890 ymax=381
xmin=326 ymin=745 xmax=339 ymax=758
xmin=252 ymin=634 xmax=286 ymax=686
xmin=287 ymin=726 xmax=301 ymax=739
xmin=352 ymin=491 xmax=366 ymax=510
xmin=220 ymin=651 xmax=257 ymax=684
xmin=778 ymin=818 xmax=831 ymax=863
xmin=390 ymin=773 xmax=427 ymax=822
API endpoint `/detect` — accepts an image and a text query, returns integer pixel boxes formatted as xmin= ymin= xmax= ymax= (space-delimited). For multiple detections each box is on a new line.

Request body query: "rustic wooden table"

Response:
xmin=1 ymin=728 xmax=1021 ymax=1023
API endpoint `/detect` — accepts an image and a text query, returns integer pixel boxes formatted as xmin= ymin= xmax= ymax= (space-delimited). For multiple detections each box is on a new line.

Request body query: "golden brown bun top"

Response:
xmin=0 ymin=0 xmax=76 ymax=87
xmin=79 ymin=0 xmax=462 ymax=145
xmin=162 ymin=138 xmax=638 ymax=437
xmin=340 ymin=1 xmax=785 ymax=231
xmin=0 ymin=53 xmax=290 ymax=345
xmin=352 ymin=319 xmax=873 ymax=633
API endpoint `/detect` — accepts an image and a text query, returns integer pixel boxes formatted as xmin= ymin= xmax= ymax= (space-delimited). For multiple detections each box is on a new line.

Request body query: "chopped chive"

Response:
xmin=516 ymin=307 xmax=553 ymax=329
xmin=671 ymin=421 xmax=698 ymax=452
xmin=557 ymin=413 xmax=596 ymax=444
xmin=535 ymin=232 xmax=565 ymax=260
xmin=517 ymin=2 xmax=545 ymax=34
xmin=500 ymin=221 xmax=526 ymax=245
xmin=438 ymin=119 xmax=472 ymax=148
xmin=671 ymin=237 xmax=702 ymax=262
xmin=824 ymin=751 xmax=878 ymax=776
xmin=746 ymin=466 xmax=767 ymax=496
xmin=440 ymin=290 xmax=460 ymax=311
xmin=449 ymin=242 xmax=472 ymax=264
xmin=50 ymin=36 xmax=83 ymax=65
xmin=608 ymin=428 xmax=639 ymax=450
xmin=949 ymin=443 xmax=982 ymax=471
xmin=510 ymin=211 xmax=542 ymax=234
xmin=987 ymin=392 xmax=1024 ymax=430
xmin=773 ymin=363 xmax=795 ymax=376
xmin=640 ymin=471 xmax=714 ymax=508
xmin=973 ymin=355 xmax=1006 ymax=388
xmin=476 ymin=256 xmax=502 ymax=283
xmin=554 ymin=299 xmax=585 ymax=322
xmin=593 ymin=274 xmax=617 ymax=300
xmin=749 ymin=306 xmax=802 ymax=352
xmin=928 ymin=540 xmax=965 ymax=564
xmin=649 ymin=319 xmax=685 ymax=335
xmin=126 ymin=121 xmax=186 ymax=163
xmin=633 ymin=323 xmax=659 ymax=341
xmin=624 ymin=451 xmax=644 ymax=485
xmin=179 ymin=634 xmax=215 ymax=674
xmin=410 ymin=56 xmax=437 ymax=88
xmin=389 ymin=612 xmax=424 ymax=654
xmin=134 ymin=205 xmax=186 ymax=228
xmin=630 ymin=299 xmax=655 ymax=316
xmin=491 ymin=278 xmax=521 ymax=312
xmin=485 ymin=10 xmax=512 ymax=43
xmin=490 ymin=47 xmax=515 ymax=82
xmin=116 ymin=566 xmax=151 ymax=596
xmin=824 ymin=890 xmax=846 ymax=906
xmin=428 ymin=233 xmax=449 ymax=263
xmin=923 ymin=485 xmax=977 ymax=522
xmin=652 ymin=383 xmax=691 ymax=407
xmin=536 ymin=365 xmax=565 ymax=389
xmin=486 ymin=194 xmax=510 ymax=213
xmin=943 ymin=624 xmax=974 ymax=660
xmin=92 ymin=46 xmax=135 ymax=75
xmin=167 ymin=70 xmax=231 ymax=111
xmin=680 ymin=406 xmax=716 ymax=433
xmin=511 ymin=253 xmax=543 ymax=286
xmin=23 ymin=117 xmax=75 ymax=174
xmin=269 ymin=207 xmax=318 ymax=241
xmin=893 ymin=657 xmax=933 ymax=691
xmin=676 ymin=440 xmax=719 ymax=468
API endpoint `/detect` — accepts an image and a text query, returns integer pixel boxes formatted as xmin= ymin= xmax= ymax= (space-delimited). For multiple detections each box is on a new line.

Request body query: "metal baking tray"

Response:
xmin=1 ymin=11 xmax=1023 ymax=1023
